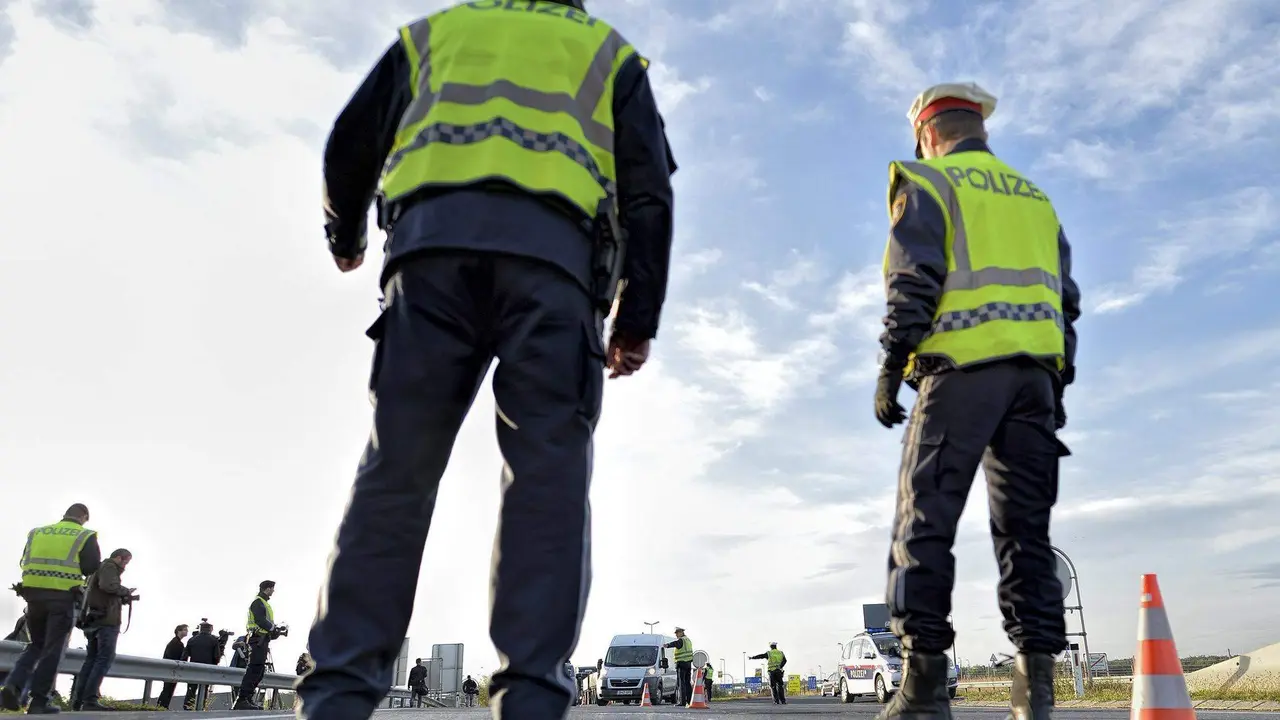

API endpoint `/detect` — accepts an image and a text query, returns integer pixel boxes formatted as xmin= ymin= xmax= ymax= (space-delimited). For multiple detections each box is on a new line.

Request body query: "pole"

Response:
xmin=1051 ymin=546 xmax=1092 ymax=684
xmin=643 ymin=621 xmax=659 ymax=634
xmin=742 ymin=652 xmax=746 ymax=685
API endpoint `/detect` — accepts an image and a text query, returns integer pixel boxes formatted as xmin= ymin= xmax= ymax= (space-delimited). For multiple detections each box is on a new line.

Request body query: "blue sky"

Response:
xmin=1 ymin=0 xmax=1278 ymax=695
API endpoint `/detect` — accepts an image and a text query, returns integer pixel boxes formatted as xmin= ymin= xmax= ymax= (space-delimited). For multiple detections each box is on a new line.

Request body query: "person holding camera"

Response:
xmin=2 ymin=504 xmax=101 ymax=715
xmin=181 ymin=622 xmax=221 ymax=710
xmin=71 ymin=548 xmax=135 ymax=711
xmin=234 ymin=580 xmax=286 ymax=710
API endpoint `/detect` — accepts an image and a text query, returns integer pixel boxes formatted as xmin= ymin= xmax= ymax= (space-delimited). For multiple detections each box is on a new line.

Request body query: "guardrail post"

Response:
xmin=270 ymin=689 xmax=279 ymax=710
xmin=196 ymin=684 xmax=207 ymax=710
xmin=142 ymin=680 xmax=152 ymax=703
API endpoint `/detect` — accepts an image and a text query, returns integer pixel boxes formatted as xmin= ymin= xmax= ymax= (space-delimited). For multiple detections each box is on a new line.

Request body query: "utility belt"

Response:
xmin=378 ymin=190 xmax=626 ymax=315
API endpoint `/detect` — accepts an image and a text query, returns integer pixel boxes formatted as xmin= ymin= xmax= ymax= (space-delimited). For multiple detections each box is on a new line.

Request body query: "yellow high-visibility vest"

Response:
xmin=20 ymin=520 xmax=95 ymax=591
xmin=674 ymin=637 xmax=693 ymax=662
xmin=885 ymin=152 xmax=1065 ymax=374
xmin=766 ymin=649 xmax=784 ymax=671
xmin=380 ymin=1 xmax=639 ymax=221
xmin=246 ymin=597 xmax=274 ymax=635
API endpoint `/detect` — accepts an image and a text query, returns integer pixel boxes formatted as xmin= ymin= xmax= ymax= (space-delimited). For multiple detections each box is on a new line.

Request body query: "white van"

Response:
xmin=596 ymin=633 xmax=678 ymax=705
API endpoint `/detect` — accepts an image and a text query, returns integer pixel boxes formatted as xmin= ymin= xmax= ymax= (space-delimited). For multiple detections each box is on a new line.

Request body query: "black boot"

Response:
xmin=1008 ymin=653 xmax=1056 ymax=720
xmin=24 ymin=699 xmax=60 ymax=715
xmin=875 ymin=651 xmax=953 ymax=720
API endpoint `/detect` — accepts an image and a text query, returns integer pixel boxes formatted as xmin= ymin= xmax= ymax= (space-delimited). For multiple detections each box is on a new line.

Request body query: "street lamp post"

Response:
xmin=742 ymin=652 xmax=746 ymax=684
xmin=643 ymin=620 xmax=659 ymax=634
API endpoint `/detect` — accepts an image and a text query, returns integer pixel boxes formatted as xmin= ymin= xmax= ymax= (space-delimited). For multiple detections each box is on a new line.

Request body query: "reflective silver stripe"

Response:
xmin=1131 ymin=674 xmax=1193 ymax=709
xmin=395 ymin=19 xmax=624 ymax=152
xmin=899 ymin=161 xmax=1061 ymax=295
xmin=1138 ymin=608 xmax=1174 ymax=641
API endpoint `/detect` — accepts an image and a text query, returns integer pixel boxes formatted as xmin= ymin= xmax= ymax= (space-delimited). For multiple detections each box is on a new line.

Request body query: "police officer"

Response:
xmin=873 ymin=82 xmax=1082 ymax=720
xmin=662 ymin=628 xmax=693 ymax=705
xmin=234 ymin=580 xmax=279 ymax=710
xmin=702 ymin=663 xmax=714 ymax=704
xmin=296 ymin=2 xmax=676 ymax=720
xmin=1 ymin=504 xmax=101 ymax=715
xmin=749 ymin=643 xmax=787 ymax=704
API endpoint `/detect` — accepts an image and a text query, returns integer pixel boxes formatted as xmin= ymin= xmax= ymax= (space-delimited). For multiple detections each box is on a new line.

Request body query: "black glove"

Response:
xmin=1054 ymin=385 xmax=1066 ymax=430
xmin=874 ymin=363 xmax=908 ymax=428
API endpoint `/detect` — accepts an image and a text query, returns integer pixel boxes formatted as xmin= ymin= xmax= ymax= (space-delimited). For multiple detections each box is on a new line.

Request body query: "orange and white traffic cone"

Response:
xmin=1132 ymin=574 xmax=1196 ymax=720
xmin=640 ymin=682 xmax=652 ymax=707
xmin=687 ymin=668 xmax=710 ymax=709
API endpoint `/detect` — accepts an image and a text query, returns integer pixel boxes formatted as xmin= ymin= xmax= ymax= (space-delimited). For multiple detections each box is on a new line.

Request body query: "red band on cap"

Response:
xmin=915 ymin=98 xmax=981 ymax=129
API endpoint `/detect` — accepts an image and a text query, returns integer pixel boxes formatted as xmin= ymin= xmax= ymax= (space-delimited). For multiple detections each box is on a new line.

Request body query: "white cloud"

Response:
xmin=1090 ymin=186 xmax=1277 ymax=313
xmin=5 ymin=0 xmax=1280 ymax=698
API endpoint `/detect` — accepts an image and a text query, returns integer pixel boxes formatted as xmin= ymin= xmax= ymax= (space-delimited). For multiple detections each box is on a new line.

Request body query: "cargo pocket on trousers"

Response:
xmin=901 ymin=426 xmax=948 ymax=496
xmin=365 ymin=312 xmax=388 ymax=403
xmin=578 ymin=315 xmax=606 ymax=423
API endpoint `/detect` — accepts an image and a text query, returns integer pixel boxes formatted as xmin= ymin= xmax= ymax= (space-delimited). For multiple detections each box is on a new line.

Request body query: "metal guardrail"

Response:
xmin=0 ymin=640 xmax=414 ymax=708
xmin=957 ymin=675 xmax=1135 ymax=689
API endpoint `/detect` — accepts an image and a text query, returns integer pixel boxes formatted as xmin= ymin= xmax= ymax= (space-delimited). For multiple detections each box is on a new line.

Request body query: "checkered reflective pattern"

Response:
xmin=23 ymin=568 xmax=82 ymax=581
xmin=405 ymin=118 xmax=616 ymax=197
xmin=933 ymin=301 xmax=1064 ymax=333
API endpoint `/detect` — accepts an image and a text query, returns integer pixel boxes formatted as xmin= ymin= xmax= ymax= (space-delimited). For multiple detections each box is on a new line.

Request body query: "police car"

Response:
xmin=837 ymin=629 xmax=959 ymax=704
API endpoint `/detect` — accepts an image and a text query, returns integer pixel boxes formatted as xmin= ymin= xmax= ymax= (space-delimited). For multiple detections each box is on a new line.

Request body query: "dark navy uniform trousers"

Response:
xmin=298 ymin=251 xmax=604 ymax=720
xmin=886 ymin=359 xmax=1069 ymax=656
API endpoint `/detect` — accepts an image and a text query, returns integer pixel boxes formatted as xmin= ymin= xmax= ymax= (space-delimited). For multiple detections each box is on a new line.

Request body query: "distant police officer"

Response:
xmin=1 ymin=504 xmax=101 ymax=715
xmin=234 ymin=581 xmax=278 ymax=710
xmin=873 ymin=82 xmax=1082 ymax=720
xmin=749 ymin=643 xmax=787 ymax=704
xmin=296 ymin=2 xmax=676 ymax=720
xmin=663 ymin=628 xmax=694 ymax=705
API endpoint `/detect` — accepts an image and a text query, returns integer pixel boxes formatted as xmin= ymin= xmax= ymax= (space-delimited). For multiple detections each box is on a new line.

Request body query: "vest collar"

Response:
xmin=947 ymin=138 xmax=992 ymax=155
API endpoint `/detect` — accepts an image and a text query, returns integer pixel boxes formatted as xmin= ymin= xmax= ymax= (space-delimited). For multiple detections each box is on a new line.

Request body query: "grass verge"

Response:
xmin=960 ymin=679 xmax=1280 ymax=704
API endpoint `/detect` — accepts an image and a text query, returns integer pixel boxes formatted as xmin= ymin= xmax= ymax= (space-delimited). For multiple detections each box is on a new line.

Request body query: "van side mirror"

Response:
xmin=660 ymin=658 xmax=669 ymax=670
xmin=863 ymin=651 xmax=876 ymax=659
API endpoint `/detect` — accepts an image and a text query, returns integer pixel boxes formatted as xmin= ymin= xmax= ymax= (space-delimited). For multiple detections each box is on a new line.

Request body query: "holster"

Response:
xmin=590 ymin=198 xmax=628 ymax=315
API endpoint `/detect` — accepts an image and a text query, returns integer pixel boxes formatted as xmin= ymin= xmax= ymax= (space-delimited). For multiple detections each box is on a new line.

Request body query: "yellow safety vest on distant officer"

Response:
xmin=380 ymin=1 xmax=640 ymax=221
xmin=19 ymin=520 xmax=96 ymax=591
xmin=674 ymin=637 xmax=693 ymax=662
xmin=766 ymin=649 xmax=784 ymax=671
xmin=886 ymin=151 xmax=1065 ymax=374
xmin=247 ymin=597 xmax=274 ymax=635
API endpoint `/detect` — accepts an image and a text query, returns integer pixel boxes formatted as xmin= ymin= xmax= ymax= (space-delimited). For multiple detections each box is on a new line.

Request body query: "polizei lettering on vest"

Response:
xmin=36 ymin=527 xmax=85 ymax=536
xmin=942 ymin=166 xmax=1047 ymax=202
xmin=466 ymin=0 xmax=598 ymax=25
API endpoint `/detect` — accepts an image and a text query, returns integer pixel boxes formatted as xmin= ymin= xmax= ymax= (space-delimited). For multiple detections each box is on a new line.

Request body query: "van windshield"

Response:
xmin=605 ymin=646 xmax=660 ymax=667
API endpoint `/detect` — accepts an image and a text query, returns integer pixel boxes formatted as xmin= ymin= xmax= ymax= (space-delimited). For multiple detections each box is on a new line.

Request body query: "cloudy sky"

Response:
xmin=2 ymin=0 xmax=1279 ymax=698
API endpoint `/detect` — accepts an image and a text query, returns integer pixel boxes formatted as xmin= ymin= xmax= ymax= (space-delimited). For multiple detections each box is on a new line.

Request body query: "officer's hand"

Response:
xmin=874 ymin=365 xmax=907 ymax=428
xmin=334 ymin=252 xmax=364 ymax=273
xmin=607 ymin=333 xmax=650 ymax=378
xmin=1054 ymin=387 xmax=1066 ymax=430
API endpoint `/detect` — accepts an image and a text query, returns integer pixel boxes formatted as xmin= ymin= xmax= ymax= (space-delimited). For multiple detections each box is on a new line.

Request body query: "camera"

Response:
xmin=125 ymin=594 xmax=140 ymax=604
xmin=272 ymin=624 xmax=290 ymax=638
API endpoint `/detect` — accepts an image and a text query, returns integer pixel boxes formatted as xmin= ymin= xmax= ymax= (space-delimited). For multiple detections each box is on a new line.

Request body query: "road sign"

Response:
xmin=1052 ymin=550 xmax=1073 ymax=599
xmin=1087 ymin=652 xmax=1109 ymax=675
xmin=786 ymin=675 xmax=802 ymax=694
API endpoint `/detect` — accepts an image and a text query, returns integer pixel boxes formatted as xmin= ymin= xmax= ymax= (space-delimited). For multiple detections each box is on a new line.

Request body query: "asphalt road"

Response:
xmin=64 ymin=696 xmax=1280 ymax=720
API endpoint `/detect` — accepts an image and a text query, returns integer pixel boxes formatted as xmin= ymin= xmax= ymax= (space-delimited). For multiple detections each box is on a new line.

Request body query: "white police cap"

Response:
xmin=906 ymin=82 xmax=997 ymax=131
